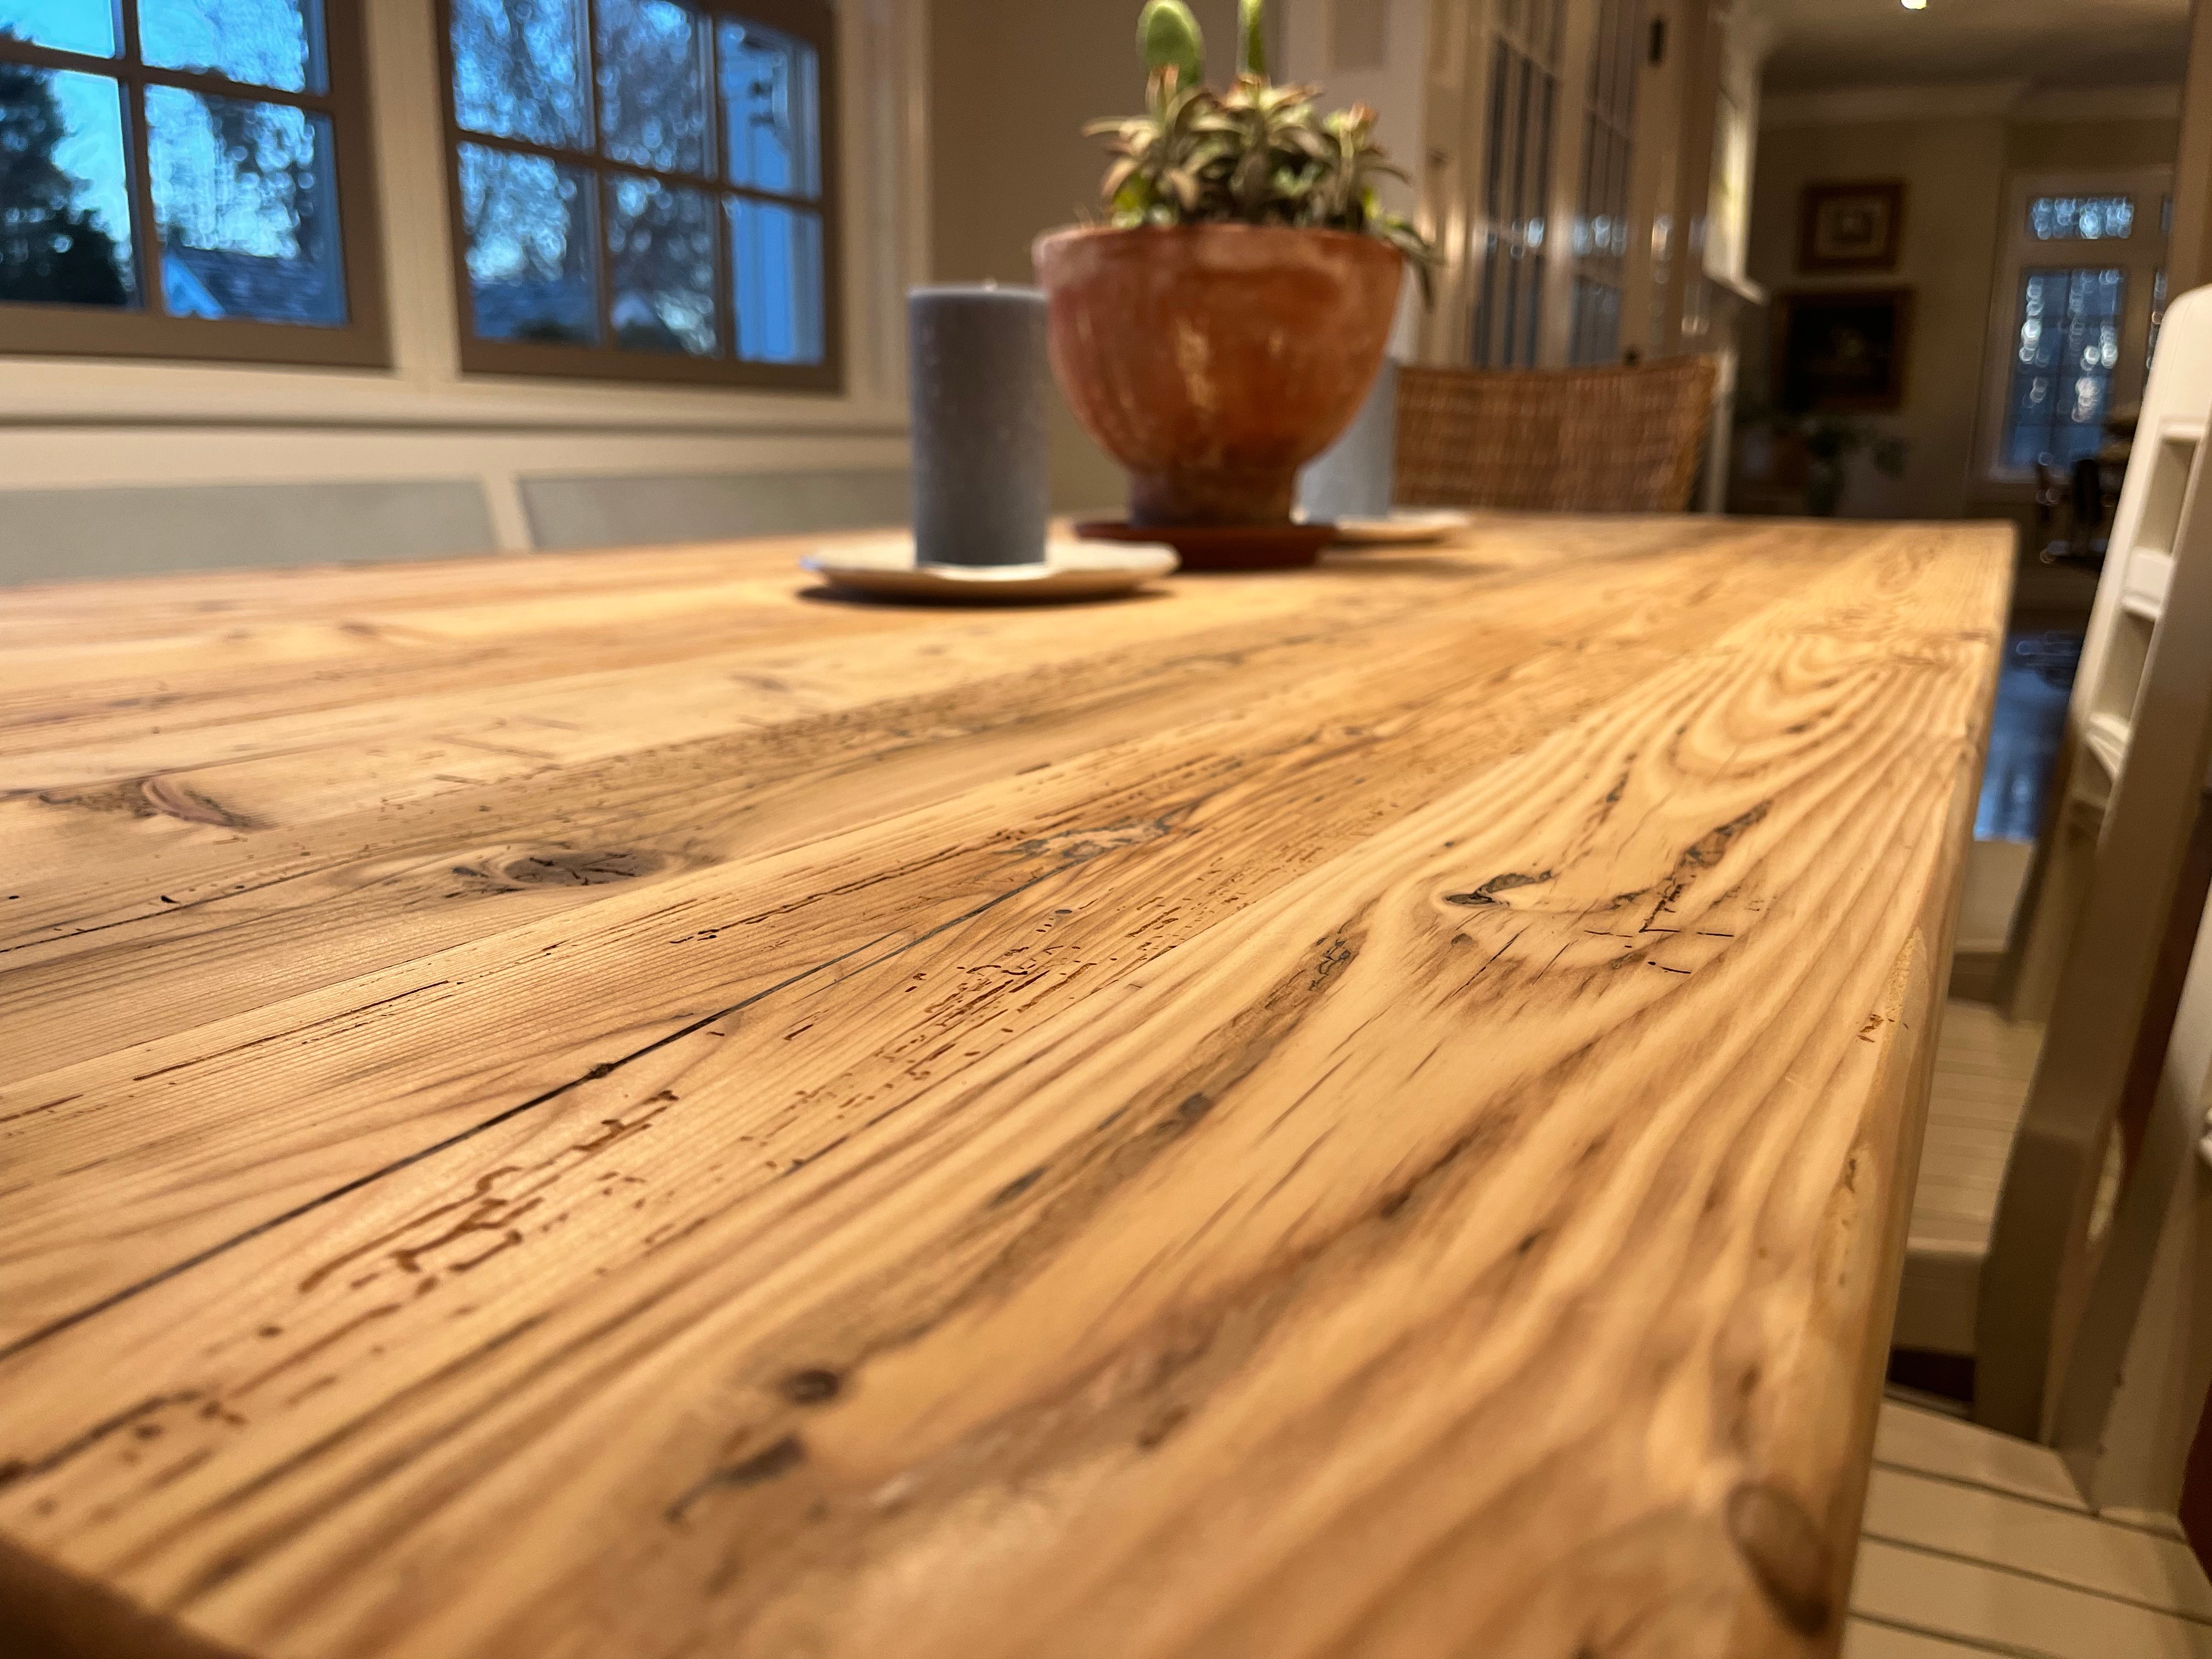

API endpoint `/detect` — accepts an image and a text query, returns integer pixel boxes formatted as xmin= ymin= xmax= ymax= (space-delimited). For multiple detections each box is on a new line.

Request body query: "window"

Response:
xmin=1470 ymin=0 xmax=1563 ymax=368
xmin=440 ymin=0 xmax=839 ymax=391
xmin=0 ymin=0 xmax=382 ymax=365
xmin=1567 ymin=0 xmax=1642 ymax=364
xmin=2001 ymin=267 xmax=2124 ymax=472
xmin=1981 ymin=169 xmax=2169 ymax=479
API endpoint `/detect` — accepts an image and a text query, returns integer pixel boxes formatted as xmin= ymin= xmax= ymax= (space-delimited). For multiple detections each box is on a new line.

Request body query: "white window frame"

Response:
xmin=1977 ymin=166 xmax=2172 ymax=486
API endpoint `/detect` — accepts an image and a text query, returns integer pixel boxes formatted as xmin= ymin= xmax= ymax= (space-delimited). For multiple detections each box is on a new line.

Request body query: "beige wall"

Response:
xmin=929 ymin=0 xmax=1242 ymax=511
xmin=2008 ymin=118 xmax=2183 ymax=173
xmin=1740 ymin=106 xmax=2181 ymax=522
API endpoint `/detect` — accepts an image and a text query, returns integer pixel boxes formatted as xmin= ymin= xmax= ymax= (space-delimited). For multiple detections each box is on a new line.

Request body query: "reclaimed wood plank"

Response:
xmin=0 ymin=527 xmax=1813 ymax=1088
xmin=0 ymin=518 xmax=2011 ymax=1659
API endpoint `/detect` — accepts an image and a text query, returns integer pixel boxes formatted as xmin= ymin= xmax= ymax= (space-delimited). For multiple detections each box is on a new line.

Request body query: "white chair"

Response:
xmin=1847 ymin=885 xmax=2212 ymax=1654
xmin=1891 ymin=286 xmax=2212 ymax=1433
xmin=1844 ymin=1393 xmax=2212 ymax=1654
xmin=2006 ymin=284 xmax=2212 ymax=1031
xmin=1976 ymin=283 xmax=2212 ymax=1441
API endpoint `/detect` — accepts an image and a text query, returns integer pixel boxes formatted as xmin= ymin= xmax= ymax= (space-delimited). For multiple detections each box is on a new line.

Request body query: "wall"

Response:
xmin=929 ymin=0 xmax=1244 ymax=512
xmin=0 ymin=0 xmax=929 ymax=585
xmin=2008 ymin=116 xmax=2182 ymax=173
xmin=1739 ymin=88 xmax=2181 ymax=522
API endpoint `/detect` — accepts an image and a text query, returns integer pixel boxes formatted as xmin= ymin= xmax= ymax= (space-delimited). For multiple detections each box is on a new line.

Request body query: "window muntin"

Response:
xmin=441 ymin=0 xmax=839 ymax=391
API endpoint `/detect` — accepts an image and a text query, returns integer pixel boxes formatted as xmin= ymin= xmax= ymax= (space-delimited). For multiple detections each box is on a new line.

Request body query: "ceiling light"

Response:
xmin=1901 ymin=0 xmax=1927 ymax=9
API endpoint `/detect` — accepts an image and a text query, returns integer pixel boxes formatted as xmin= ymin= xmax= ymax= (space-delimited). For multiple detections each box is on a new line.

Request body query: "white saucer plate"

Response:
xmin=1330 ymin=509 xmax=1474 ymax=548
xmin=803 ymin=535 xmax=1178 ymax=603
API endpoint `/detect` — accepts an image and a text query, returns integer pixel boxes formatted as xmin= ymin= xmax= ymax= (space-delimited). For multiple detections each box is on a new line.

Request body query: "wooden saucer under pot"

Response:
xmin=1074 ymin=518 xmax=1339 ymax=572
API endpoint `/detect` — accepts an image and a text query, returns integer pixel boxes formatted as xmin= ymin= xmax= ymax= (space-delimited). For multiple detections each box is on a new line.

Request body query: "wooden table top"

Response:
xmin=0 ymin=517 xmax=2011 ymax=1658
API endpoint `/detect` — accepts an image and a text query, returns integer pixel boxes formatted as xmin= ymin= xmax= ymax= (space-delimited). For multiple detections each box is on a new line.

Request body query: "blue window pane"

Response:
xmin=2028 ymin=195 xmax=2135 ymax=241
xmin=596 ymin=0 xmax=708 ymax=175
xmin=460 ymin=143 xmax=596 ymax=343
xmin=719 ymin=18 xmax=819 ymax=198
xmin=0 ymin=65 xmax=137 ymax=306
xmin=139 ymin=0 xmax=324 ymax=95
xmin=608 ymin=173 xmax=715 ymax=354
xmin=146 ymin=86 xmax=343 ymax=325
xmin=0 ymin=2 xmax=117 ymax=56
xmin=450 ymin=0 xmax=589 ymax=149
xmin=729 ymin=198 xmax=822 ymax=363
xmin=2002 ymin=267 xmax=2124 ymax=471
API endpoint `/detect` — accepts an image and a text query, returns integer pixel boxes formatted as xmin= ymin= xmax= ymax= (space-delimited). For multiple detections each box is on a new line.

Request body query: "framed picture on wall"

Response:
xmin=1799 ymin=180 xmax=1906 ymax=272
xmin=1775 ymin=290 xmax=1914 ymax=413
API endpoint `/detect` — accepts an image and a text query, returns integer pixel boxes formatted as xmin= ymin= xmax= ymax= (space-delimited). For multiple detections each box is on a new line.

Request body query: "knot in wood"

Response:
xmin=1724 ymin=1480 xmax=1834 ymax=1635
xmin=483 ymin=848 xmax=668 ymax=888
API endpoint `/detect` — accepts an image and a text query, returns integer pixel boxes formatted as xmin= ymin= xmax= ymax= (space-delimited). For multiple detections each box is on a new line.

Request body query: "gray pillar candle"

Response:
xmin=909 ymin=284 xmax=1052 ymax=567
xmin=1297 ymin=359 xmax=1399 ymax=522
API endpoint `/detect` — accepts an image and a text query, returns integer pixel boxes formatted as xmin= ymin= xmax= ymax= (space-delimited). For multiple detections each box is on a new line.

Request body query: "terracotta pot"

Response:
xmin=1032 ymin=224 xmax=1403 ymax=527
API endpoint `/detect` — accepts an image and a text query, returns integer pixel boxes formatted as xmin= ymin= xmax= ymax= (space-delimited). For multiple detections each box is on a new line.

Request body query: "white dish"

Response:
xmin=1330 ymin=509 xmax=1474 ymax=548
xmin=804 ymin=535 xmax=1178 ymax=604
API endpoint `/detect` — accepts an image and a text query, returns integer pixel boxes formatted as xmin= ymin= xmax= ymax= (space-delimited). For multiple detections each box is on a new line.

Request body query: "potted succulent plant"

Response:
xmin=1033 ymin=0 xmax=1431 ymax=566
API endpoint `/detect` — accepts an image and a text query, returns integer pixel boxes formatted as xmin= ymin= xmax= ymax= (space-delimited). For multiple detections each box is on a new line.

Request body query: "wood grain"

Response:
xmin=0 ymin=518 xmax=2011 ymax=1658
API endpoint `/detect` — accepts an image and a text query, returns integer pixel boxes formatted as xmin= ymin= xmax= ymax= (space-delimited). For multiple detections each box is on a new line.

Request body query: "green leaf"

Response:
xmin=1138 ymin=0 xmax=1204 ymax=89
xmin=1239 ymin=0 xmax=1267 ymax=79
